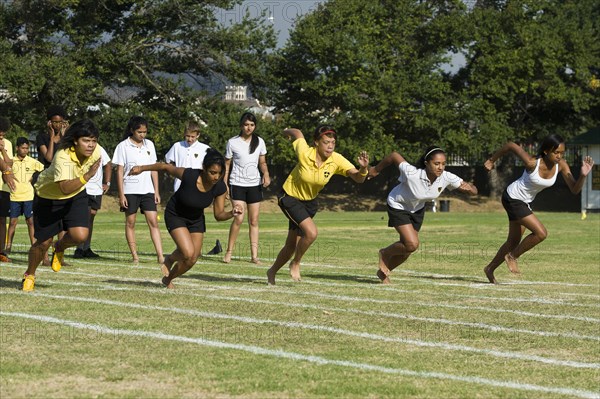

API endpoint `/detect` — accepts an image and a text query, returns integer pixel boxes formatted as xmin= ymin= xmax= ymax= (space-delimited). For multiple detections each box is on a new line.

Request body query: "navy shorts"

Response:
xmin=10 ymin=200 xmax=34 ymax=219
xmin=121 ymin=193 xmax=157 ymax=215
xmin=230 ymin=184 xmax=263 ymax=204
xmin=33 ymin=191 xmax=89 ymax=242
xmin=278 ymin=191 xmax=318 ymax=232
xmin=387 ymin=205 xmax=425 ymax=232
xmin=164 ymin=208 xmax=205 ymax=233
xmin=502 ymin=189 xmax=533 ymax=221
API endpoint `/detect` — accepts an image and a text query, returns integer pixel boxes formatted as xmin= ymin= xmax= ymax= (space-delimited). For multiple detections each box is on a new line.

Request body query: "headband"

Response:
xmin=424 ymin=147 xmax=444 ymax=159
xmin=317 ymin=129 xmax=336 ymax=139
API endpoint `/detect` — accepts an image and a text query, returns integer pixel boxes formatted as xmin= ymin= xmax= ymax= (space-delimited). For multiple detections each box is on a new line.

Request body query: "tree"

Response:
xmin=268 ymin=0 xmax=471 ymax=163
xmin=0 ymin=0 xmax=277 ymax=150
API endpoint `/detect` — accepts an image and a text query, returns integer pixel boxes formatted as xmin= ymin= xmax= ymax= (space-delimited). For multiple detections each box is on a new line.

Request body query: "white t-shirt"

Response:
xmin=112 ymin=138 xmax=157 ymax=194
xmin=387 ymin=162 xmax=462 ymax=213
xmin=86 ymin=145 xmax=111 ymax=196
xmin=225 ymin=135 xmax=267 ymax=187
xmin=165 ymin=140 xmax=210 ymax=191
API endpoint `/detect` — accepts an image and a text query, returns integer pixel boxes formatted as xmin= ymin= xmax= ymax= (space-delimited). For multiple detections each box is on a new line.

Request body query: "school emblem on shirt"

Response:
xmin=147 ymin=151 xmax=150 ymax=156
xmin=438 ymin=187 xmax=442 ymax=192
xmin=324 ymin=171 xmax=330 ymax=178
xmin=194 ymin=153 xmax=198 ymax=158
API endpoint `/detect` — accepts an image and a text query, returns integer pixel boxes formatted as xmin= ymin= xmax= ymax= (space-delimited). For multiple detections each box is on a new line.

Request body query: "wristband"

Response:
xmin=2 ymin=171 xmax=12 ymax=175
xmin=359 ymin=169 xmax=368 ymax=177
xmin=79 ymin=175 xmax=88 ymax=185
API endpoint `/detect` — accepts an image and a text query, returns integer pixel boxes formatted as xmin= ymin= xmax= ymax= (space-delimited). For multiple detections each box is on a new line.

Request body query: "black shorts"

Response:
xmin=164 ymin=208 xmax=205 ymax=233
xmin=230 ymin=185 xmax=263 ymax=204
xmin=33 ymin=191 xmax=89 ymax=242
xmin=278 ymin=191 xmax=318 ymax=232
xmin=502 ymin=189 xmax=533 ymax=221
xmin=0 ymin=191 xmax=10 ymax=217
xmin=87 ymin=194 xmax=103 ymax=211
xmin=387 ymin=205 xmax=425 ymax=232
xmin=121 ymin=193 xmax=157 ymax=215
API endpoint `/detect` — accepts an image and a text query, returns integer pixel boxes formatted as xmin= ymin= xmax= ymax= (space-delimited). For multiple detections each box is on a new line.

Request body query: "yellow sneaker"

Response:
xmin=22 ymin=274 xmax=35 ymax=292
xmin=51 ymin=250 xmax=64 ymax=272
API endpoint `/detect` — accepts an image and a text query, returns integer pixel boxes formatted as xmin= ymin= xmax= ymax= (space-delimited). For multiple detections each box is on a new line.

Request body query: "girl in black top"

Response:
xmin=129 ymin=149 xmax=242 ymax=288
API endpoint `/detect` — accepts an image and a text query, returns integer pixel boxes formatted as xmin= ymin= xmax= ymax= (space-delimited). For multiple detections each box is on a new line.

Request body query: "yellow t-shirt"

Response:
xmin=1 ymin=139 xmax=13 ymax=193
xmin=35 ymin=146 xmax=101 ymax=200
xmin=282 ymin=138 xmax=355 ymax=201
xmin=11 ymin=155 xmax=45 ymax=202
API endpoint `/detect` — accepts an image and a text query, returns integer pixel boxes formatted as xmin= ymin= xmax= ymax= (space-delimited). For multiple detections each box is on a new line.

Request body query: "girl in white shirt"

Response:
xmin=112 ymin=116 xmax=164 ymax=264
xmin=368 ymin=147 xmax=478 ymax=284
xmin=484 ymin=135 xmax=594 ymax=283
xmin=222 ymin=112 xmax=271 ymax=264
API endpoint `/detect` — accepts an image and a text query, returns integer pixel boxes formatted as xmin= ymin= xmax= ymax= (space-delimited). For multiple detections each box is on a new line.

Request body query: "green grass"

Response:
xmin=1 ymin=210 xmax=599 ymax=398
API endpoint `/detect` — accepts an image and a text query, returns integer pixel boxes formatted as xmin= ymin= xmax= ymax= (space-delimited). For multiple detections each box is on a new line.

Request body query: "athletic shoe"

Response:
xmin=22 ymin=274 xmax=35 ymax=291
xmin=207 ymin=239 xmax=223 ymax=255
xmin=51 ymin=250 xmax=64 ymax=272
xmin=0 ymin=252 xmax=11 ymax=263
xmin=73 ymin=248 xmax=85 ymax=259
xmin=84 ymin=248 xmax=100 ymax=258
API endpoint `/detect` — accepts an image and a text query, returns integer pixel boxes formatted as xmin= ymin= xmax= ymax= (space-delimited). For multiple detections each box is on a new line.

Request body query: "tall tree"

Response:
xmin=268 ymin=0 xmax=470 ymax=162
xmin=0 ymin=0 xmax=277 ymax=147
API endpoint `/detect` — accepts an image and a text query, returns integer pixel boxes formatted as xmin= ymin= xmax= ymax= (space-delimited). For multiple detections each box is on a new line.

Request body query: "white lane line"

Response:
xmin=1 ymin=311 xmax=598 ymax=399
xmin=2 ymin=266 xmax=598 ymax=323
xmin=3 ymin=291 xmax=598 ymax=370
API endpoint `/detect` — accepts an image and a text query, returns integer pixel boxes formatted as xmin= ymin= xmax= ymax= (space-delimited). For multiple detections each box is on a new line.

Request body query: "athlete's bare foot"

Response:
xmin=132 ymin=257 xmax=139 ymax=265
xmin=160 ymin=263 xmax=170 ymax=277
xmin=484 ymin=265 xmax=498 ymax=284
xmin=377 ymin=269 xmax=391 ymax=284
xmin=161 ymin=276 xmax=174 ymax=289
xmin=266 ymin=267 xmax=277 ymax=285
xmin=289 ymin=261 xmax=301 ymax=282
xmin=504 ymin=253 xmax=521 ymax=274
xmin=250 ymin=257 xmax=261 ymax=265
xmin=378 ymin=249 xmax=390 ymax=276
xmin=222 ymin=250 xmax=232 ymax=263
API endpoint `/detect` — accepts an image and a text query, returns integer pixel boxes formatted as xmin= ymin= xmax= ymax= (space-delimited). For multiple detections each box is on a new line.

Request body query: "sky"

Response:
xmin=216 ymin=1 xmax=325 ymax=47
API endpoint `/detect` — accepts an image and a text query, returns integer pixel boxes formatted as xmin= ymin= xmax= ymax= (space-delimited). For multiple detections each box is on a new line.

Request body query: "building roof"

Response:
xmin=569 ymin=127 xmax=600 ymax=145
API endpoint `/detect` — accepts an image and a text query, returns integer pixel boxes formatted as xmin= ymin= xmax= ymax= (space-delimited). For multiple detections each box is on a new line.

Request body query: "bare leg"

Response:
xmin=484 ymin=221 xmax=524 ymax=283
xmin=144 ymin=211 xmax=164 ymax=264
xmin=288 ymin=218 xmax=318 ymax=282
xmin=247 ymin=202 xmax=261 ymax=263
xmin=377 ymin=224 xmax=419 ymax=283
xmin=162 ymin=229 xmax=203 ymax=288
xmin=7 ymin=217 xmax=19 ymax=253
xmin=224 ymin=200 xmax=244 ymax=263
xmin=125 ymin=213 xmax=139 ymax=263
xmin=267 ymin=229 xmax=299 ymax=285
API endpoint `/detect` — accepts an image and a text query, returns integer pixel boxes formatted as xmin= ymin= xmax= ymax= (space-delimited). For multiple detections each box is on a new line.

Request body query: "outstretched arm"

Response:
xmin=283 ymin=128 xmax=304 ymax=142
xmin=347 ymin=151 xmax=370 ymax=183
xmin=485 ymin=142 xmax=536 ymax=171
xmin=213 ymin=192 xmax=243 ymax=221
xmin=560 ymin=156 xmax=594 ymax=194
xmin=367 ymin=151 xmax=405 ymax=179
xmin=457 ymin=181 xmax=478 ymax=195
xmin=129 ymin=162 xmax=184 ymax=180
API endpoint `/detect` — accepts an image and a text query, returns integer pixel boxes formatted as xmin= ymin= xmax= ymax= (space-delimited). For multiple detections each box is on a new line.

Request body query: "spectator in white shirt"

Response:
xmin=222 ymin=112 xmax=270 ymax=264
xmin=112 ymin=116 xmax=164 ymax=265
xmin=165 ymin=121 xmax=210 ymax=192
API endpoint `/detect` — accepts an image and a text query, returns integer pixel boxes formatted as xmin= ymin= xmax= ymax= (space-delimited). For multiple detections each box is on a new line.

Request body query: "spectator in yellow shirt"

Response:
xmin=7 ymin=137 xmax=45 ymax=253
xmin=266 ymin=126 xmax=369 ymax=285
xmin=21 ymin=119 xmax=101 ymax=292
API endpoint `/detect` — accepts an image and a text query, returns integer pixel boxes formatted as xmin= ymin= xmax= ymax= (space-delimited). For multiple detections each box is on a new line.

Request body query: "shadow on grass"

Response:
xmin=404 ymin=273 xmax=485 ymax=284
xmin=0 ymin=277 xmax=53 ymax=290
xmin=303 ymin=272 xmax=380 ymax=284
xmin=182 ymin=273 xmax=258 ymax=284
xmin=103 ymin=279 xmax=163 ymax=288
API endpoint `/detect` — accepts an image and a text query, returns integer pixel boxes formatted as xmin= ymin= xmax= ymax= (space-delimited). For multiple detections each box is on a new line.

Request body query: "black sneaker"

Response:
xmin=73 ymin=248 xmax=85 ymax=259
xmin=84 ymin=248 xmax=100 ymax=258
xmin=206 ymin=239 xmax=223 ymax=255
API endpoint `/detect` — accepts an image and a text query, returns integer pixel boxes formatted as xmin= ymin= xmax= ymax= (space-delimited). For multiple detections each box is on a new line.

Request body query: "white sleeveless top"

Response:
xmin=506 ymin=158 xmax=558 ymax=204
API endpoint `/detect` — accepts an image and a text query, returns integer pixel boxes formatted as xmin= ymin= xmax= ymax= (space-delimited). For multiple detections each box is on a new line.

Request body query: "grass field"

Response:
xmin=1 ymin=210 xmax=599 ymax=398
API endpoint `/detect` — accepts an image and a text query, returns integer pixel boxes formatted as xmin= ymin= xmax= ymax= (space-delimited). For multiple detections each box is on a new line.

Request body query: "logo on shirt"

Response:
xmin=324 ymin=171 xmax=330 ymax=178
xmin=438 ymin=187 xmax=442 ymax=192
xmin=147 ymin=151 xmax=151 ymax=156
xmin=194 ymin=153 xmax=199 ymax=158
